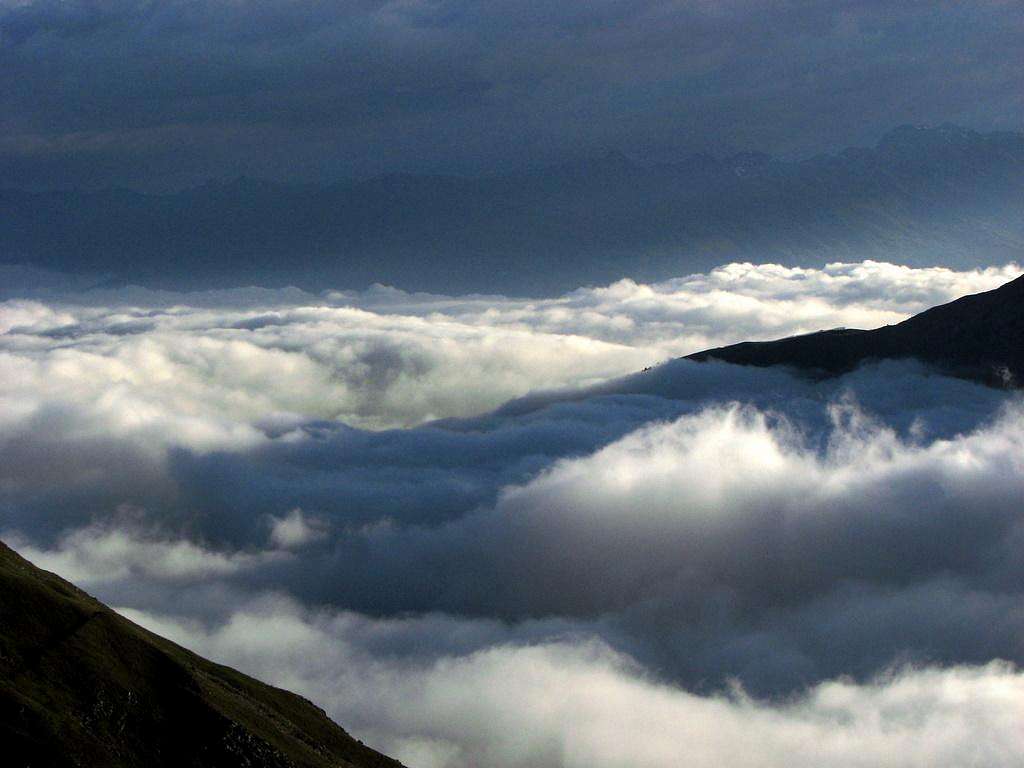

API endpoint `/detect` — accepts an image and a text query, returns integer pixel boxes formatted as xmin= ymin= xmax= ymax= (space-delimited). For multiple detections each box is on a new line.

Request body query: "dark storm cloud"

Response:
xmin=1 ymin=0 xmax=1021 ymax=187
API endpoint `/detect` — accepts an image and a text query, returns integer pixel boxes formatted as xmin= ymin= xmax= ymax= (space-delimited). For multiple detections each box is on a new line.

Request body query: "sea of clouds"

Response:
xmin=4 ymin=260 xmax=1024 ymax=766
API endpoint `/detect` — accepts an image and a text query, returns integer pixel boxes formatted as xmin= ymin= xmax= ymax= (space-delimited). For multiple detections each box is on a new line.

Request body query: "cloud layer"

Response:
xmin=122 ymin=600 xmax=1024 ymax=768
xmin=4 ymin=260 xmax=1024 ymax=765
xmin=3 ymin=260 xmax=1017 ymax=432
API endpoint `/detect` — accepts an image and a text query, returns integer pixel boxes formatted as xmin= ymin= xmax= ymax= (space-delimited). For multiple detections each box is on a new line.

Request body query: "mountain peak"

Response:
xmin=876 ymin=122 xmax=983 ymax=150
xmin=687 ymin=273 xmax=1024 ymax=386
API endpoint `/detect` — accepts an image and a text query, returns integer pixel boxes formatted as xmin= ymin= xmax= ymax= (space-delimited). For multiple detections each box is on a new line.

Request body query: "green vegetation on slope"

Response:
xmin=0 ymin=541 xmax=404 ymax=768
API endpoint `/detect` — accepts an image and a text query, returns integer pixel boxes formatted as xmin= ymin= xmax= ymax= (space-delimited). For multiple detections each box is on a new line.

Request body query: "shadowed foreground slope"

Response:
xmin=0 ymin=541 xmax=404 ymax=768
xmin=688 ymin=272 xmax=1024 ymax=386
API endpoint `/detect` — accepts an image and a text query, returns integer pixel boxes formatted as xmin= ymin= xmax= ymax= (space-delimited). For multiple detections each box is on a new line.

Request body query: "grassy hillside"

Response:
xmin=0 ymin=541 xmax=404 ymax=768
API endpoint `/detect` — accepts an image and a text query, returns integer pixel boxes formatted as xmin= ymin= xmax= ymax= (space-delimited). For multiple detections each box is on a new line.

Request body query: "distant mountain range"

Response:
xmin=2 ymin=124 xmax=1022 ymax=294
xmin=0 ymin=541 xmax=403 ymax=768
xmin=688 ymin=271 xmax=1024 ymax=387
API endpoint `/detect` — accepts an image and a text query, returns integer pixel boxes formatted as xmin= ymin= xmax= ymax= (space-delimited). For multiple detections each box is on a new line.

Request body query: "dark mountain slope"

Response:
xmin=0 ymin=541 xmax=404 ymax=768
xmin=687 ymin=273 xmax=1024 ymax=386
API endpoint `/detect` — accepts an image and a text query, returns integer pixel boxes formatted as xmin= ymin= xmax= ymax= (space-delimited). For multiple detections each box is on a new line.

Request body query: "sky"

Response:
xmin=2 ymin=0 xmax=1023 ymax=189
xmin=5 ymin=260 xmax=1024 ymax=766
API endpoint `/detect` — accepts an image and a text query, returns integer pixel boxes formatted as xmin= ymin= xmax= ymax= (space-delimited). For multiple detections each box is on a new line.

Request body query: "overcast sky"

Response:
xmin=2 ymin=0 xmax=1022 ymax=189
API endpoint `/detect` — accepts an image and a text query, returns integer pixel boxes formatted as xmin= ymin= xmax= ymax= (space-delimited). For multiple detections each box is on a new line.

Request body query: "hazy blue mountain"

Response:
xmin=2 ymin=124 xmax=1022 ymax=294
